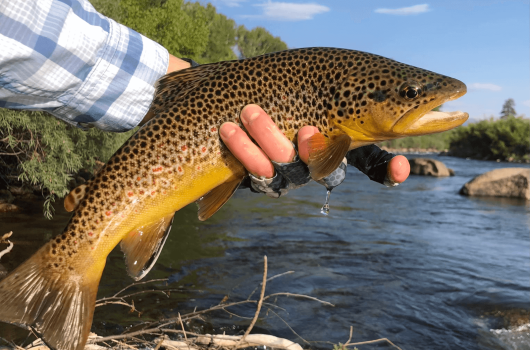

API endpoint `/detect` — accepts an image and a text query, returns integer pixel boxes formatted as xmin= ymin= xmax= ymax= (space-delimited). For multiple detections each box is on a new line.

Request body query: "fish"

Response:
xmin=0 ymin=47 xmax=467 ymax=350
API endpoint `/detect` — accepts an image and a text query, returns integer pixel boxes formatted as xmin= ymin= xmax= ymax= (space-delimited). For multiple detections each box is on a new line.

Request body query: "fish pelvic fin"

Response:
xmin=120 ymin=213 xmax=175 ymax=281
xmin=307 ymin=133 xmax=351 ymax=181
xmin=0 ymin=247 xmax=104 ymax=350
xmin=196 ymin=177 xmax=243 ymax=221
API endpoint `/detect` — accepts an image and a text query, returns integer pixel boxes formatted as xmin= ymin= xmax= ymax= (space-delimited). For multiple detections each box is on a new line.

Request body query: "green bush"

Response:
xmin=448 ymin=117 xmax=530 ymax=161
xmin=0 ymin=109 xmax=135 ymax=218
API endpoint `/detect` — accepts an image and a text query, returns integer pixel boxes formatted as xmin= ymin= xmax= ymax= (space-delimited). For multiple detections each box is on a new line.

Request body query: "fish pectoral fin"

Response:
xmin=64 ymin=184 xmax=88 ymax=212
xmin=120 ymin=213 xmax=175 ymax=281
xmin=307 ymin=133 xmax=351 ymax=181
xmin=0 ymin=249 xmax=103 ymax=350
xmin=197 ymin=178 xmax=243 ymax=221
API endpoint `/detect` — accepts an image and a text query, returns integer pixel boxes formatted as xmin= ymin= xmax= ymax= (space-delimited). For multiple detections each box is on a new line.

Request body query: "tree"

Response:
xmin=190 ymin=3 xmax=238 ymax=63
xmin=500 ymin=98 xmax=516 ymax=119
xmin=236 ymin=26 xmax=288 ymax=58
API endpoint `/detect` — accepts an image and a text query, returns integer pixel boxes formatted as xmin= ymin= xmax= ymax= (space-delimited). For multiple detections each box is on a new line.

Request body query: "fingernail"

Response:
xmin=220 ymin=123 xmax=237 ymax=140
xmin=241 ymin=111 xmax=260 ymax=126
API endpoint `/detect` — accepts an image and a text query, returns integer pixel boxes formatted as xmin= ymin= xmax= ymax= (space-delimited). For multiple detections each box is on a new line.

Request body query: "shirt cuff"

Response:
xmin=53 ymin=18 xmax=169 ymax=132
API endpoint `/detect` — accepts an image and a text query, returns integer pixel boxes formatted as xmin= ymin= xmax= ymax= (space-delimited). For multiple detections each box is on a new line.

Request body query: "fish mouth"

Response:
xmin=392 ymin=80 xmax=468 ymax=135
xmin=399 ymin=110 xmax=469 ymax=136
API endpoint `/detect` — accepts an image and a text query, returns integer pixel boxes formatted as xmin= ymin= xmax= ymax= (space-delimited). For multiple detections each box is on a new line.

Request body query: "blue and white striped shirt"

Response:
xmin=0 ymin=0 xmax=169 ymax=132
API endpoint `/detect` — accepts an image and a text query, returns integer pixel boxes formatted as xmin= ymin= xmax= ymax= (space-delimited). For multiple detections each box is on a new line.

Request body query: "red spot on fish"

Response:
xmin=181 ymin=145 xmax=187 ymax=151
xmin=96 ymin=220 xmax=99 ymax=224
xmin=197 ymin=166 xmax=201 ymax=170
xmin=178 ymin=166 xmax=182 ymax=172
xmin=158 ymin=144 xmax=164 ymax=148
xmin=74 ymin=240 xmax=77 ymax=244
xmin=128 ymin=191 xmax=134 ymax=197
xmin=163 ymin=190 xmax=166 ymax=194
xmin=175 ymin=186 xmax=178 ymax=189
xmin=111 ymin=202 xmax=115 ymax=206
xmin=139 ymin=190 xmax=145 ymax=195
xmin=201 ymin=147 xmax=207 ymax=153
xmin=91 ymin=246 xmax=95 ymax=250
xmin=151 ymin=191 xmax=155 ymax=195
xmin=152 ymin=180 xmax=156 ymax=185
xmin=88 ymin=232 xmax=93 ymax=236
xmin=106 ymin=211 xmax=112 ymax=216
xmin=137 ymin=177 xmax=141 ymax=181
xmin=211 ymin=127 xmax=217 ymax=132
xmin=168 ymin=170 xmax=172 ymax=174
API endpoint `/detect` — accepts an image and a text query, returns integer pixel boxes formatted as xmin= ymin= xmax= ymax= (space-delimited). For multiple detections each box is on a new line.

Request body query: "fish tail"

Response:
xmin=0 ymin=247 xmax=104 ymax=350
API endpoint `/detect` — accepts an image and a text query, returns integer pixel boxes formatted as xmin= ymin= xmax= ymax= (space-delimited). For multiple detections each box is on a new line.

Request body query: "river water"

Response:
xmin=1 ymin=155 xmax=529 ymax=349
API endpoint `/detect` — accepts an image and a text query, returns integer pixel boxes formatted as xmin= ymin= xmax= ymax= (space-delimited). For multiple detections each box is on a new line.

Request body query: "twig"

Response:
xmin=346 ymin=326 xmax=353 ymax=344
xmin=265 ymin=307 xmax=310 ymax=345
xmin=344 ymin=338 xmax=404 ymax=350
xmin=0 ymin=231 xmax=14 ymax=261
xmin=178 ymin=313 xmax=187 ymax=342
xmin=241 ymin=255 xmax=267 ymax=341
xmin=247 ymin=270 xmax=294 ymax=300
xmin=264 ymin=292 xmax=335 ymax=307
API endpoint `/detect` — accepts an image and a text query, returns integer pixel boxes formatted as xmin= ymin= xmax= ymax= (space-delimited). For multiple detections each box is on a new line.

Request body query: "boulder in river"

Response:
xmin=0 ymin=189 xmax=19 ymax=212
xmin=409 ymin=158 xmax=455 ymax=177
xmin=460 ymin=168 xmax=530 ymax=200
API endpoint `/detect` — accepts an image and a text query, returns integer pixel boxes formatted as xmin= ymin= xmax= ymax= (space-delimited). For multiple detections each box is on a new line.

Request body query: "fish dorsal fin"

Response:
xmin=307 ymin=133 xmax=351 ymax=181
xmin=120 ymin=213 xmax=175 ymax=281
xmin=64 ymin=184 xmax=88 ymax=212
xmin=152 ymin=62 xmax=230 ymax=114
xmin=197 ymin=178 xmax=242 ymax=221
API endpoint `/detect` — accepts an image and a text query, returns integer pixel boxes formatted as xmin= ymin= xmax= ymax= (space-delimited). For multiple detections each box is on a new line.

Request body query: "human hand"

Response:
xmin=220 ymin=105 xmax=410 ymax=197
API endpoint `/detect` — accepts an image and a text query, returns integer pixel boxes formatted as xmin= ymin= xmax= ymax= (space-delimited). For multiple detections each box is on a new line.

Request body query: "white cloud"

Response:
xmin=523 ymin=100 xmax=530 ymax=107
xmin=250 ymin=2 xmax=330 ymax=21
xmin=215 ymin=0 xmax=246 ymax=7
xmin=375 ymin=4 xmax=430 ymax=15
xmin=469 ymin=83 xmax=502 ymax=91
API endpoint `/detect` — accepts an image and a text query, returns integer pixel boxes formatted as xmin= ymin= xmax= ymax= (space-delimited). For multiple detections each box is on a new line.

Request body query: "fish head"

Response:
xmin=331 ymin=55 xmax=468 ymax=148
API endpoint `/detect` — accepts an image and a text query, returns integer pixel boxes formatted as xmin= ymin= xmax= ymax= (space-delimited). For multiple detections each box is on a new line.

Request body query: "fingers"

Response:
xmin=387 ymin=155 xmax=410 ymax=184
xmin=297 ymin=126 xmax=319 ymax=164
xmin=240 ymin=104 xmax=296 ymax=163
xmin=219 ymin=122 xmax=275 ymax=178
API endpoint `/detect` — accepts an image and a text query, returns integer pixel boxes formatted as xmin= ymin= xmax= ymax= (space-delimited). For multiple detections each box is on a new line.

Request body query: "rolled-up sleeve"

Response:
xmin=0 ymin=0 xmax=169 ymax=132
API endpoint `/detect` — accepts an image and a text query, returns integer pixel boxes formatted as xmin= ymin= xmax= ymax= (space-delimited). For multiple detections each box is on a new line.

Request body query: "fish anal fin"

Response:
xmin=0 ymin=247 xmax=103 ymax=350
xmin=120 ymin=213 xmax=175 ymax=281
xmin=307 ymin=134 xmax=351 ymax=181
xmin=197 ymin=178 xmax=243 ymax=221
xmin=64 ymin=184 xmax=88 ymax=212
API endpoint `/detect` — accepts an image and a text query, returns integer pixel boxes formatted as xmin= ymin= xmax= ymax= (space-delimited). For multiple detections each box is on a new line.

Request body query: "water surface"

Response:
xmin=1 ymin=156 xmax=529 ymax=349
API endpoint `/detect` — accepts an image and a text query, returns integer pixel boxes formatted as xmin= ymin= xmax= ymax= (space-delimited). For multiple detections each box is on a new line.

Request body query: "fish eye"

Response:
xmin=399 ymin=82 xmax=423 ymax=101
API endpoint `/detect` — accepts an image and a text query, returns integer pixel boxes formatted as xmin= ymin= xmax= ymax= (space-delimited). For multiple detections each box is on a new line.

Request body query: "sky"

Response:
xmin=208 ymin=0 xmax=529 ymax=122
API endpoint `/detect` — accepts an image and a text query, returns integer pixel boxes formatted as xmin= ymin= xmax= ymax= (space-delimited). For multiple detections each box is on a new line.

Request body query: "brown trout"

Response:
xmin=0 ymin=48 xmax=467 ymax=350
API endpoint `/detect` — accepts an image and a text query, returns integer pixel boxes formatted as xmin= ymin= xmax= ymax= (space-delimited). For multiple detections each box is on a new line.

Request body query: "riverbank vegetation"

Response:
xmin=380 ymin=115 xmax=529 ymax=162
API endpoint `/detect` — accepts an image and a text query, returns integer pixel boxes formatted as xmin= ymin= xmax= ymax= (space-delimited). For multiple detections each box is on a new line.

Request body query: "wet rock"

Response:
xmin=460 ymin=168 xmax=530 ymax=200
xmin=409 ymin=158 xmax=455 ymax=177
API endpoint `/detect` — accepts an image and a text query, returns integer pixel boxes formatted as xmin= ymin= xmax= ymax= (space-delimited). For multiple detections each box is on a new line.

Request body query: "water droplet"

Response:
xmin=320 ymin=190 xmax=331 ymax=215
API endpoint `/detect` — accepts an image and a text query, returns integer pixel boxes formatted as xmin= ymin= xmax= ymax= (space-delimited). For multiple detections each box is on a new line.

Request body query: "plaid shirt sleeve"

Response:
xmin=0 ymin=0 xmax=169 ymax=132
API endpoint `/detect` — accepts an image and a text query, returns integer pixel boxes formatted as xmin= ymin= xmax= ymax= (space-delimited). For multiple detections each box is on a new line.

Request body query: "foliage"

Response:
xmin=0 ymin=109 xmax=134 ymax=218
xmin=378 ymin=131 xmax=453 ymax=151
xmin=500 ymin=98 xmax=516 ymax=119
xmin=237 ymin=26 xmax=288 ymax=58
xmin=448 ymin=116 xmax=530 ymax=161
xmin=192 ymin=3 xmax=238 ymax=63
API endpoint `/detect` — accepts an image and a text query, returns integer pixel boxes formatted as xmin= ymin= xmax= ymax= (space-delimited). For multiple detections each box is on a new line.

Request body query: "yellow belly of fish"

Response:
xmin=80 ymin=160 xmax=244 ymax=281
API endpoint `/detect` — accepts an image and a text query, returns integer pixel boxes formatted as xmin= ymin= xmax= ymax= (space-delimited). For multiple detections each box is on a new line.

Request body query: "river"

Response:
xmin=1 ymin=155 xmax=529 ymax=350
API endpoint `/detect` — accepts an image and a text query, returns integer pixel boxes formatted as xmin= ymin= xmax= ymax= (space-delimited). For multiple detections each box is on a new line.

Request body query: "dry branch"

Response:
xmin=0 ymin=231 xmax=14 ymax=261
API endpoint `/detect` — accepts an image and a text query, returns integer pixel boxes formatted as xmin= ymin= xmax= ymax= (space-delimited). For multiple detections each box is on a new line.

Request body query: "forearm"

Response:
xmin=0 ymin=0 xmax=168 ymax=132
